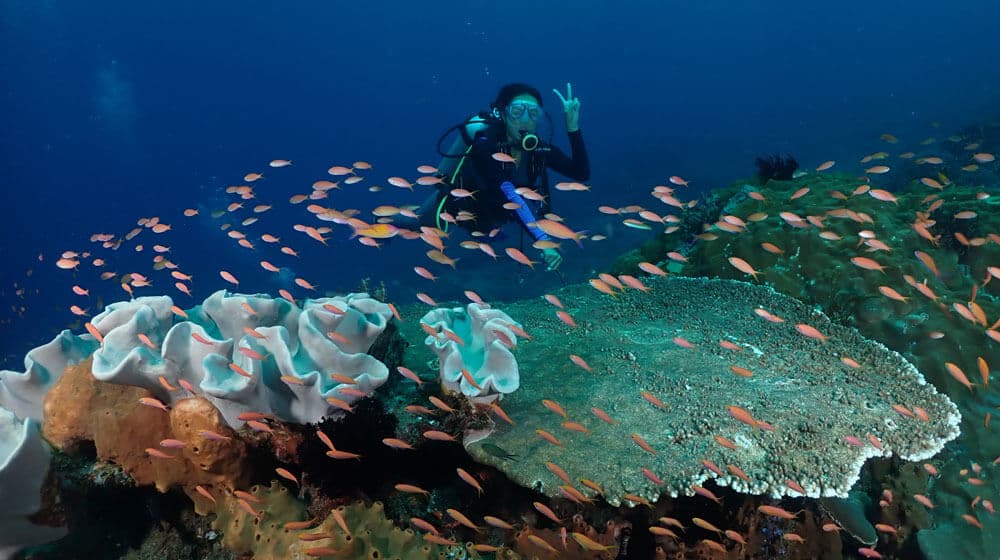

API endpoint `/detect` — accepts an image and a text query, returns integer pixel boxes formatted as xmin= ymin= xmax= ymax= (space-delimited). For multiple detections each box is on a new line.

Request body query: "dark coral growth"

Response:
xmin=754 ymin=153 xmax=799 ymax=183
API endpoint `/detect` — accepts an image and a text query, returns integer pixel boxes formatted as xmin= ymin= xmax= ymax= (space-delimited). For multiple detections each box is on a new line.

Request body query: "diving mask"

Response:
xmin=507 ymin=101 xmax=542 ymax=121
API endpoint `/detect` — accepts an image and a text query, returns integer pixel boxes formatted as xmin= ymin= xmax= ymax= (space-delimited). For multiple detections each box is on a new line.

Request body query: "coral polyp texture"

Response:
xmin=87 ymin=289 xmax=392 ymax=426
xmin=421 ymin=302 xmax=521 ymax=402
xmin=466 ymin=276 xmax=959 ymax=506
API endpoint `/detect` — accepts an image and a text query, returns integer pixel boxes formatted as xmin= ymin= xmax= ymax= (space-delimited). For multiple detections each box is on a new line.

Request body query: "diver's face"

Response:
xmin=504 ymin=93 xmax=541 ymax=143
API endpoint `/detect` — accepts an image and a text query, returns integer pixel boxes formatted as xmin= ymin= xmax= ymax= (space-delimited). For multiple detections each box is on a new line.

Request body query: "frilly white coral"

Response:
xmin=421 ymin=302 xmax=520 ymax=402
xmin=87 ymin=290 xmax=392 ymax=426
xmin=0 ymin=406 xmax=66 ymax=559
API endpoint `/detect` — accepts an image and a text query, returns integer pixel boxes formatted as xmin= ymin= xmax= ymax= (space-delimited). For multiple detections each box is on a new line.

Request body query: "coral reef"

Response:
xmin=457 ymin=276 xmax=958 ymax=505
xmin=6 ymin=160 xmax=997 ymax=558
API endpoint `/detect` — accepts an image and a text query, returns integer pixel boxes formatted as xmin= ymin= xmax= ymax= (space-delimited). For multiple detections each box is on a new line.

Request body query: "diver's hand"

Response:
xmin=541 ymin=247 xmax=563 ymax=271
xmin=552 ymin=83 xmax=580 ymax=132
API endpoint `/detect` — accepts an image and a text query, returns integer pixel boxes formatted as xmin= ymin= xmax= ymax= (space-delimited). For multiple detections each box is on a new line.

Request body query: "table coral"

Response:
xmin=465 ymin=276 xmax=959 ymax=506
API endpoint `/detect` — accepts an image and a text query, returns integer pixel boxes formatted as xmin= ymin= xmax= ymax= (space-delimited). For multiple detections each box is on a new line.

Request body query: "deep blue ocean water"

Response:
xmin=1 ymin=1 xmax=998 ymax=367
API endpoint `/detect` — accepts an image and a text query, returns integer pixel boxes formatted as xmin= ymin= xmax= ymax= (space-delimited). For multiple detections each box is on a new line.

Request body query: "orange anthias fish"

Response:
xmin=505 ymin=247 xmax=537 ymax=268
xmin=426 ymin=250 xmax=458 ymax=268
xmin=591 ymin=407 xmax=616 ymax=424
xmin=794 ymin=323 xmax=828 ymax=343
xmin=456 ymin=468 xmax=484 ymax=495
xmin=727 ymin=405 xmax=758 ymax=429
xmin=534 ymin=219 xmax=584 ymax=246
xmin=913 ymin=250 xmax=940 ymax=279
xmin=446 ymin=508 xmax=481 ymax=532
xmin=569 ymin=354 xmax=592 ymax=372
xmin=536 ymin=429 xmax=563 ymax=446
xmin=631 ymin=433 xmax=657 ymax=454
xmin=945 ymin=362 xmax=974 ymax=391
xmin=556 ymin=310 xmax=577 ymax=328
xmin=542 ymin=399 xmax=568 ymax=418
xmin=571 ymin=532 xmax=614 ymax=552
xmin=727 ymin=257 xmax=761 ymax=280
xmin=638 ymin=262 xmax=667 ymax=276
xmin=850 ymin=256 xmax=886 ymax=273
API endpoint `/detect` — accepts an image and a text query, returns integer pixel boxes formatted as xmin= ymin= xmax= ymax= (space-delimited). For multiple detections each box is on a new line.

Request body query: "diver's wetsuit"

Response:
xmin=414 ymin=119 xmax=590 ymax=238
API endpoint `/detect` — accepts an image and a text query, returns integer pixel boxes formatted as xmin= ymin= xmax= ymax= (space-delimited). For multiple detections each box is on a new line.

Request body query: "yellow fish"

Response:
xmin=354 ymin=223 xmax=399 ymax=239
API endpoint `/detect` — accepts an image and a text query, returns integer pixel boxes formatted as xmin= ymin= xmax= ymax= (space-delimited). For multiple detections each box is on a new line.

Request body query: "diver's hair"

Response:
xmin=491 ymin=83 xmax=543 ymax=110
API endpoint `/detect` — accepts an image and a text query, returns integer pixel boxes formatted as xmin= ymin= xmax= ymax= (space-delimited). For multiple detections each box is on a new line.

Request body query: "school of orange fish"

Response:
xmin=23 ymin=131 xmax=998 ymax=557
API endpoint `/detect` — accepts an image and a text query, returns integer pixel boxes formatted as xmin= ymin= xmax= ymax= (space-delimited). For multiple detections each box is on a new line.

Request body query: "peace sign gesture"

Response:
xmin=552 ymin=82 xmax=581 ymax=132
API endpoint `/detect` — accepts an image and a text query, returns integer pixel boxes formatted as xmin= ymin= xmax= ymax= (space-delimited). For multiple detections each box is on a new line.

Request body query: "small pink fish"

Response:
xmin=556 ymin=310 xmax=577 ymax=328
xmin=145 ymin=448 xmax=174 ymax=459
xmin=569 ymin=354 xmax=592 ymax=372
xmin=638 ymin=262 xmax=667 ymax=276
xmin=542 ymin=399 xmax=568 ymax=418
xmin=396 ymin=366 xmax=423 ymax=385
xmin=868 ymin=189 xmax=898 ymax=204
xmin=844 ymin=435 xmax=865 ymax=447
xmin=642 ymin=467 xmax=664 ymax=485
xmin=138 ymin=397 xmax=169 ymax=411
xmin=672 ymin=336 xmax=694 ymax=349
xmin=795 ymin=323 xmax=828 ymax=343
xmin=591 ymin=407 xmax=616 ymax=424
xmin=641 ymin=391 xmax=667 ymax=410
xmin=543 ymin=294 xmax=564 ymax=309
xmin=728 ymin=257 xmax=761 ymax=279
xmin=237 ymin=346 xmax=267 ymax=361
xmin=464 ymin=290 xmax=484 ymax=304
xmin=198 ymin=429 xmax=231 ymax=442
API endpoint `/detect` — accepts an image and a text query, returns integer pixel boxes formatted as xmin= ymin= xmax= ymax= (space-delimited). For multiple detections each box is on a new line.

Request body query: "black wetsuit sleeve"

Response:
xmin=545 ymin=130 xmax=590 ymax=182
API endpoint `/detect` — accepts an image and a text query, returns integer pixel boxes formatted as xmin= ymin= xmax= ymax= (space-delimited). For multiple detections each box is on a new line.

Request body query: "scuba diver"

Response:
xmin=406 ymin=82 xmax=590 ymax=271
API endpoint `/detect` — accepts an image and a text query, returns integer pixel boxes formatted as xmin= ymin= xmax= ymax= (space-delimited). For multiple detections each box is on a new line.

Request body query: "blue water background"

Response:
xmin=1 ymin=1 xmax=997 ymax=366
